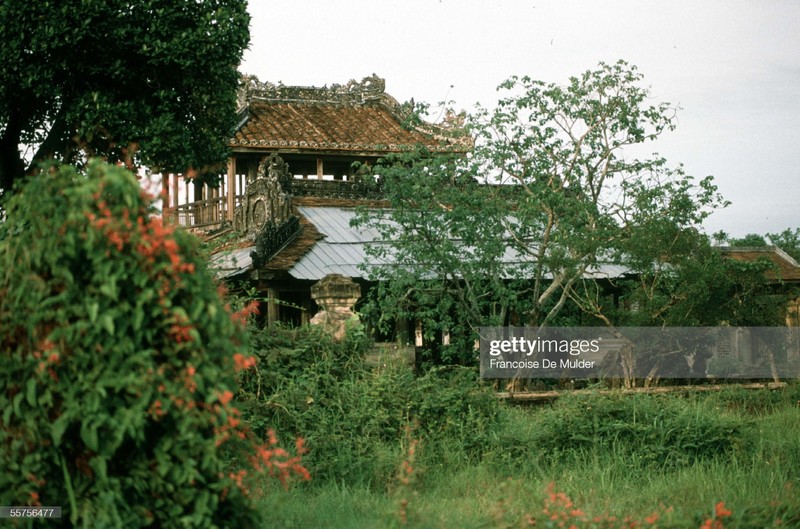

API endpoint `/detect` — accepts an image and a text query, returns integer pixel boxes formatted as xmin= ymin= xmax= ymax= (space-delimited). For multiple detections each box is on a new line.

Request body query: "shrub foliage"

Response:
xmin=0 ymin=162 xmax=300 ymax=527
xmin=239 ymin=325 xmax=501 ymax=487
xmin=496 ymin=392 xmax=745 ymax=470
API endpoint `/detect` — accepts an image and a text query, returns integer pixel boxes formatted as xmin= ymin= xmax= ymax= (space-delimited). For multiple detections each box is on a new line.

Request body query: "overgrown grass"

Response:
xmin=241 ymin=328 xmax=800 ymax=528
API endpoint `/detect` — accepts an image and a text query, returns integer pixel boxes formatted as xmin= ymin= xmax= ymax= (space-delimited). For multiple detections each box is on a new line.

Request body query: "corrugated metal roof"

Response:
xmin=209 ymin=206 xmax=633 ymax=282
xmin=584 ymin=264 xmax=631 ymax=279
xmin=295 ymin=206 xmax=384 ymax=243
xmin=209 ymin=247 xmax=255 ymax=279
xmin=289 ymin=206 xmax=631 ymax=281
xmin=288 ymin=206 xmax=387 ymax=279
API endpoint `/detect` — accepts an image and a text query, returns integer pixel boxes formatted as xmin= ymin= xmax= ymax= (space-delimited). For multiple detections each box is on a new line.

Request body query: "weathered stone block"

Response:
xmin=310 ymin=274 xmax=361 ymax=340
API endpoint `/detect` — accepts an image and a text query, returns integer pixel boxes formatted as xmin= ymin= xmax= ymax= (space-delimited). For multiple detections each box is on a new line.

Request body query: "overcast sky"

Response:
xmin=240 ymin=0 xmax=800 ymax=238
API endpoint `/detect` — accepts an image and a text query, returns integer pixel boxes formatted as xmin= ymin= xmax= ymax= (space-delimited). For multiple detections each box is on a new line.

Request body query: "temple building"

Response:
xmin=163 ymin=74 xmax=469 ymax=338
xmin=156 ymin=75 xmax=800 ymax=372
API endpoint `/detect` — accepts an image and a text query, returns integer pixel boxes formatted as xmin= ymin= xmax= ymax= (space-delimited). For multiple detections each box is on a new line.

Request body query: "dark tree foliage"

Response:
xmin=0 ymin=0 xmax=250 ymax=194
xmin=728 ymin=233 xmax=769 ymax=247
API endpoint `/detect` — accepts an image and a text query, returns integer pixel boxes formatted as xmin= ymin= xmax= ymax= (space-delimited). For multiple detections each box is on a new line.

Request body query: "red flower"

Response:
xmin=233 ymin=353 xmax=257 ymax=372
xmin=218 ymin=390 xmax=234 ymax=405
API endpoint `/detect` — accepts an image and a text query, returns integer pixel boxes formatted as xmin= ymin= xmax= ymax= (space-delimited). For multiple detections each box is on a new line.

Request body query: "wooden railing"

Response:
xmin=169 ymin=177 xmax=385 ymax=230
xmin=291 ymin=178 xmax=383 ymax=200
xmin=171 ymin=195 xmax=244 ymax=230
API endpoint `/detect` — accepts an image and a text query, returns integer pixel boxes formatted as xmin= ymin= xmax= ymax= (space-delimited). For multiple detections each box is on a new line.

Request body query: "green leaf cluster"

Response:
xmin=0 ymin=0 xmax=250 ymax=191
xmin=238 ymin=325 xmax=501 ymax=487
xmin=496 ymin=392 xmax=745 ymax=470
xmin=0 ymin=162 xmax=261 ymax=527
xmin=727 ymin=228 xmax=800 ymax=263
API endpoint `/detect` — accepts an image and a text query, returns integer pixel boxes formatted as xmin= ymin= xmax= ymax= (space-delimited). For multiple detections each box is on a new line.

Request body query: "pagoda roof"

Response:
xmin=229 ymin=74 xmax=471 ymax=155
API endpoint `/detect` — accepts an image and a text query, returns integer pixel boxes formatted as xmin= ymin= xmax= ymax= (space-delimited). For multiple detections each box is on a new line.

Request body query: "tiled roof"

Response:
xmin=721 ymin=246 xmax=800 ymax=282
xmin=229 ymin=74 xmax=470 ymax=154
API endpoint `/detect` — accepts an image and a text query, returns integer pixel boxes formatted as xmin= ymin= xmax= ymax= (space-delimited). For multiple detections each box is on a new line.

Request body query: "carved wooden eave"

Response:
xmin=232 ymin=153 xmax=303 ymax=267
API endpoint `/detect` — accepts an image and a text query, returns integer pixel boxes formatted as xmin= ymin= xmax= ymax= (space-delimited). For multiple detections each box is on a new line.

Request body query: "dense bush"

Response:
xmin=498 ymin=392 xmax=746 ymax=470
xmin=702 ymin=383 xmax=800 ymax=415
xmin=0 ymin=162 xmax=303 ymax=528
xmin=238 ymin=325 xmax=502 ymax=487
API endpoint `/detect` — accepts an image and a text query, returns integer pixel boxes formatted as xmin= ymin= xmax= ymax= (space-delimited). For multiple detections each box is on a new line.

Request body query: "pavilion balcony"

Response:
xmin=169 ymin=195 xmax=244 ymax=231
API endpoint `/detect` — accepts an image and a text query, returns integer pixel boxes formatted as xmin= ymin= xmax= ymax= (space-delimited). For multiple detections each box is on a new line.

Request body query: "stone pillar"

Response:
xmin=309 ymin=274 xmax=361 ymax=340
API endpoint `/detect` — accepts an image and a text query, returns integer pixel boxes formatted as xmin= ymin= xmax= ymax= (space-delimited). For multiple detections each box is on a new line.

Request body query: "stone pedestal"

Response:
xmin=309 ymin=274 xmax=361 ymax=340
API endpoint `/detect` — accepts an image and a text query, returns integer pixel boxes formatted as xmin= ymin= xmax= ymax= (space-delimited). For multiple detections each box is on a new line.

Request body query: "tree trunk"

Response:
xmin=764 ymin=345 xmax=781 ymax=384
xmin=643 ymin=364 xmax=660 ymax=388
xmin=26 ymin=109 xmax=72 ymax=172
xmin=0 ymin=113 xmax=25 ymax=194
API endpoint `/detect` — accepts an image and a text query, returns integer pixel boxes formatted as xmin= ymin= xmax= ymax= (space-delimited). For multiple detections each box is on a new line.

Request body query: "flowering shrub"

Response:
xmin=392 ymin=433 xmax=419 ymax=527
xmin=0 ymin=162 xmax=306 ymax=528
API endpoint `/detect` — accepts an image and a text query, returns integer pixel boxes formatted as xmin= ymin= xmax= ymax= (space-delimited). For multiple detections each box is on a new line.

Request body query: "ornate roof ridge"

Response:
xmin=238 ymin=73 xmax=400 ymax=108
xmin=234 ymin=74 xmax=473 ymax=150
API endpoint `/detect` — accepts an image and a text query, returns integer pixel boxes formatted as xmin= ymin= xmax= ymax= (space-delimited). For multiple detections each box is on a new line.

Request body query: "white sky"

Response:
xmin=240 ymin=0 xmax=800 ymax=238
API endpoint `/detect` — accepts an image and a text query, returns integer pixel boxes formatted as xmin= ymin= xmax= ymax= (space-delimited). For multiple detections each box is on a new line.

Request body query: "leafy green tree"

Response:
xmin=0 ymin=0 xmax=250 ymax=194
xmin=356 ymin=154 xmax=534 ymax=361
xmin=728 ymin=233 xmax=769 ymax=247
xmin=0 ymin=162 xmax=306 ymax=528
xmin=355 ymin=61 xmax=727 ymax=359
xmin=766 ymin=228 xmax=800 ymax=262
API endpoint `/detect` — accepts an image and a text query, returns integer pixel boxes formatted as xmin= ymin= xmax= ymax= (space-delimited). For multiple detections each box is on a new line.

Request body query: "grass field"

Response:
xmin=237 ymin=329 xmax=800 ymax=528
xmin=253 ymin=385 xmax=800 ymax=529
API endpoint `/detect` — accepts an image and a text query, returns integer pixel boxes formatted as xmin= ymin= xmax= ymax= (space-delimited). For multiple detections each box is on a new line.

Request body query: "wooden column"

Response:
xmin=247 ymin=160 xmax=257 ymax=190
xmin=161 ymin=172 xmax=170 ymax=219
xmin=316 ymin=158 xmax=324 ymax=180
xmin=396 ymin=318 xmax=409 ymax=345
xmin=301 ymin=299 xmax=311 ymax=326
xmin=227 ymin=157 xmax=236 ymax=221
xmin=211 ymin=186 xmax=219 ymax=222
xmin=171 ymin=173 xmax=179 ymax=223
xmin=267 ymin=287 xmax=279 ymax=326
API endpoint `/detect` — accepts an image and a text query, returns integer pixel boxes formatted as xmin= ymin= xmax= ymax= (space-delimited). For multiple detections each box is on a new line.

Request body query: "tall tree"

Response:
xmin=355 ymin=61 xmax=729 ymax=360
xmin=0 ymin=0 xmax=250 ymax=194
